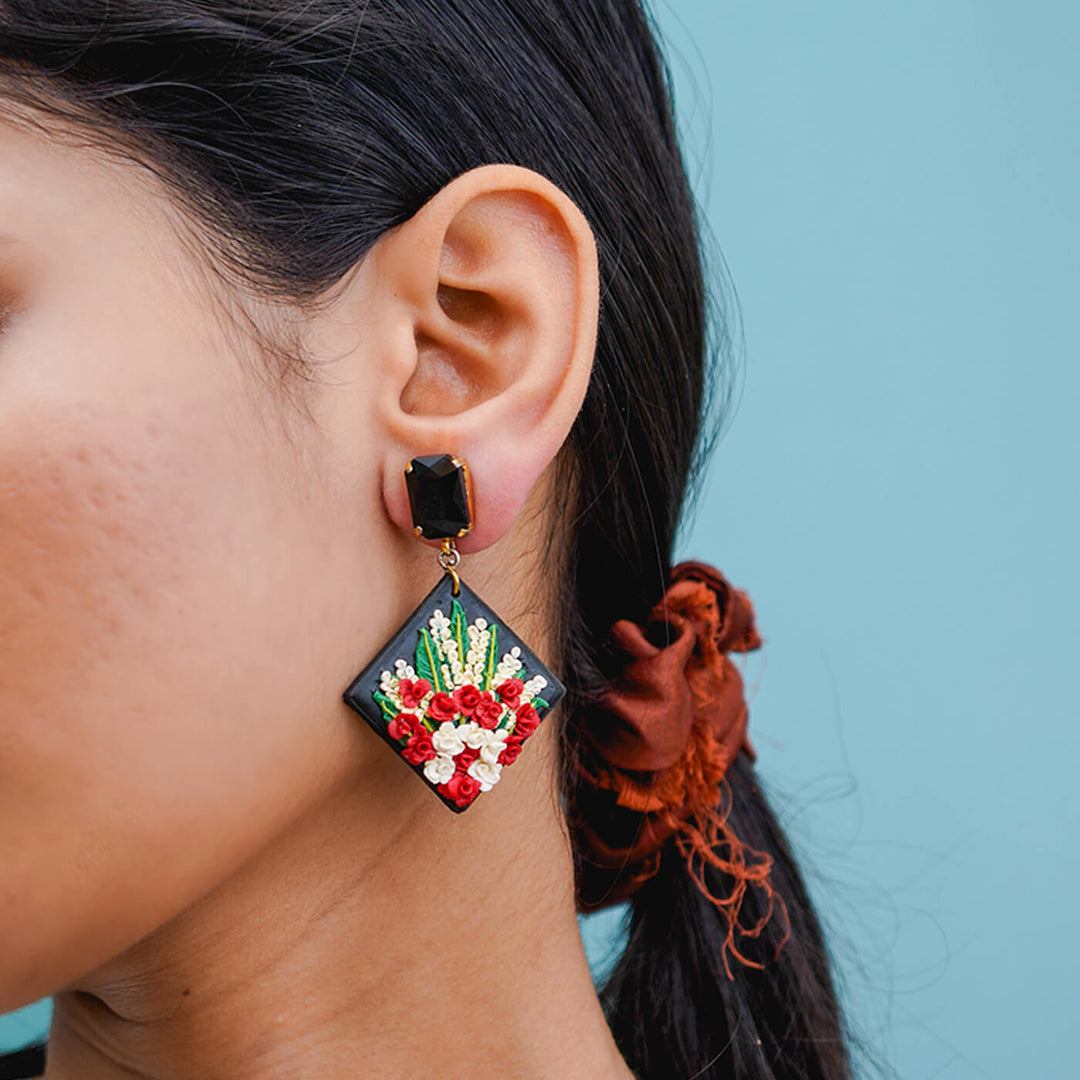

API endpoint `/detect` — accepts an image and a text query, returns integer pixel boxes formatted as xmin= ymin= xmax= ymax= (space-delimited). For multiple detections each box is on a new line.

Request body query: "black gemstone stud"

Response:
xmin=405 ymin=454 xmax=474 ymax=539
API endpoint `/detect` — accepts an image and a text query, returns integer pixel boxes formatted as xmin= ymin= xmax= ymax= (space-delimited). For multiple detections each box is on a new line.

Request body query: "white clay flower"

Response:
xmin=520 ymin=674 xmax=548 ymax=703
xmin=432 ymin=721 xmax=466 ymax=756
xmin=480 ymin=730 xmax=509 ymax=764
xmin=424 ymin=754 xmax=456 ymax=785
xmin=393 ymin=659 xmax=417 ymax=680
xmin=494 ymin=645 xmax=525 ymax=683
xmin=429 ymin=610 xmax=452 ymax=639
xmin=457 ymin=721 xmax=490 ymax=749
xmin=467 ymin=758 xmax=503 ymax=791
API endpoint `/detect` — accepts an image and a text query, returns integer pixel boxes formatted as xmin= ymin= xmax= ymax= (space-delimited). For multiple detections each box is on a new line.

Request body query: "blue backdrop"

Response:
xmin=3 ymin=3 xmax=1077 ymax=1077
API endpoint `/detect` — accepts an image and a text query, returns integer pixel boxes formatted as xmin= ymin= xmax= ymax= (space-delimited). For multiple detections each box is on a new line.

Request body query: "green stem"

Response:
xmin=421 ymin=630 xmax=442 ymax=693
xmin=484 ymin=625 xmax=499 ymax=691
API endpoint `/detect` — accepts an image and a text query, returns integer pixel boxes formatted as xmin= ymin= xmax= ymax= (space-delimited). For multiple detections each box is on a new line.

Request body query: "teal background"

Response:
xmin=4 ymin=2 xmax=1078 ymax=1076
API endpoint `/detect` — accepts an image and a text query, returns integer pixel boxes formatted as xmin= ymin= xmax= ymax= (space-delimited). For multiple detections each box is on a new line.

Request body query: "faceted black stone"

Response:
xmin=406 ymin=454 xmax=472 ymax=538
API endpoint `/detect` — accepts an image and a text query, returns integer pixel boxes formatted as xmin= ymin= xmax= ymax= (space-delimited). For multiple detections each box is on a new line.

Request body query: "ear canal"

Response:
xmin=436 ymin=284 xmax=503 ymax=344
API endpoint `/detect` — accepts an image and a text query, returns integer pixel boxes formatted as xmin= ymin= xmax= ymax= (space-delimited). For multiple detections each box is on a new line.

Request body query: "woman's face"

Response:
xmin=0 ymin=110 xmax=406 ymax=1010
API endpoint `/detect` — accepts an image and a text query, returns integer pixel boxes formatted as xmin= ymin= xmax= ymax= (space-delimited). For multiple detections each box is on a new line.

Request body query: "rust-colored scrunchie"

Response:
xmin=572 ymin=560 xmax=790 ymax=978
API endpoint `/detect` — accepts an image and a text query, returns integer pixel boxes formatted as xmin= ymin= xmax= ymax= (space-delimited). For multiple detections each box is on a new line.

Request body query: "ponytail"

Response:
xmin=598 ymin=755 xmax=851 ymax=1080
xmin=558 ymin=558 xmax=852 ymax=1080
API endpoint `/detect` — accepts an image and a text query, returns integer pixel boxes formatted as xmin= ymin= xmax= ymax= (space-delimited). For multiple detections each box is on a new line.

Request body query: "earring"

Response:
xmin=342 ymin=454 xmax=566 ymax=812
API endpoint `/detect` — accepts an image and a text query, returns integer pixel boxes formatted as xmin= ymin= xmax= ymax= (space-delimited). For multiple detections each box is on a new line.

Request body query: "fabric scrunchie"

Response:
xmin=571 ymin=560 xmax=790 ymax=977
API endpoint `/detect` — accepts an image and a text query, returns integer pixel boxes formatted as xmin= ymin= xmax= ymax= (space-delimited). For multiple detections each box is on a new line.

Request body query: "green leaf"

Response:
xmin=415 ymin=628 xmax=441 ymax=693
xmin=532 ymin=696 xmax=550 ymax=711
xmin=372 ymin=689 xmax=399 ymax=724
xmin=514 ymin=665 xmax=527 ymax=681
xmin=484 ymin=624 xmax=499 ymax=691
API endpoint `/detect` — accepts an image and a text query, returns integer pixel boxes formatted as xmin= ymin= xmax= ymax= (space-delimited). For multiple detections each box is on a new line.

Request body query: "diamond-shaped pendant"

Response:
xmin=342 ymin=573 xmax=566 ymax=812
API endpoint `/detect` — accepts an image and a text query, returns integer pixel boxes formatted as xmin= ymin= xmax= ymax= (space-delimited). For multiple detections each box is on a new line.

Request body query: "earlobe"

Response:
xmin=371 ymin=164 xmax=599 ymax=554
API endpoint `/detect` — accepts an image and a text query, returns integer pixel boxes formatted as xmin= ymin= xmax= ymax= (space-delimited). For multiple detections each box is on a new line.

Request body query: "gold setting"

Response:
xmin=450 ymin=456 xmax=475 ymax=539
xmin=405 ymin=454 xmax=473 ymax=594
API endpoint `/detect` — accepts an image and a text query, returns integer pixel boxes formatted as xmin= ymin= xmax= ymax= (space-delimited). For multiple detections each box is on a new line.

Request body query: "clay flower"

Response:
xmin=432 ymin=721 xmax=467 ymax=756
xmin=370 ymin=596 xmax=553 ymax=808
xmin=423 ymin=754 xmax=456 ymax=785
xmin=467 ymin=758 xmax=503 ymax=791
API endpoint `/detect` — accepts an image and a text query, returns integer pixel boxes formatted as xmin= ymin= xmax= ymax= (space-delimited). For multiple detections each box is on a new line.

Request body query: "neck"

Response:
xmin=42 ymin=723 xmax=631 ymax=1080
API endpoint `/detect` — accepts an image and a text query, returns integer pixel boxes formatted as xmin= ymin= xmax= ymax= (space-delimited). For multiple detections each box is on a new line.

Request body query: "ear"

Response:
xmin=368 ymin=164 xmax=600 ymax=554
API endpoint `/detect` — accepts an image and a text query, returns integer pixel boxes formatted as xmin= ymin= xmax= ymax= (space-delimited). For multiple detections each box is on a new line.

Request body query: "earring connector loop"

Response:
xmin=438 ymin=538 xmax=461 ymax=595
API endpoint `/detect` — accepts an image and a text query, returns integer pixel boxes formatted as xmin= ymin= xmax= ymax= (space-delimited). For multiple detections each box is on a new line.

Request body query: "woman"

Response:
xmin=0 ymin=2 xmax=851 ymax=1078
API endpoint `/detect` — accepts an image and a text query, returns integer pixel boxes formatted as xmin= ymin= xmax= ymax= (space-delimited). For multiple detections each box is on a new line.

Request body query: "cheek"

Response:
xmin=0 ymin=391 xmax=358 ymax=1009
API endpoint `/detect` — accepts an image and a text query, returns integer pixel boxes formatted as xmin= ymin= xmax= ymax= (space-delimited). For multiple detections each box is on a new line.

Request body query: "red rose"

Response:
xmin=496 ymin=678 xmax=524 ymax=708
xmin=513 ymin=702 xmax=540 ymax=739
xmin=398 ymin=678 xmax=431 ymax=709
xmin=440 ymin=772 xmax=482 ymax=808
xmin=452 ymin=684 xmax=482 ymax=716
xmin=387 ymin=712 xmax=419 ymax=741
xmin=427 ymin=692 xmax=458 ymax=724
xmin=401 ymin=731 xmax=436 ymax=765
xmin=498 ymin=741 xmax=523 ymax=765
xmin=473 ymin=693 xmax=503 ymax=729
xmin=456 ymin=745 xmax=480 ymax=769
